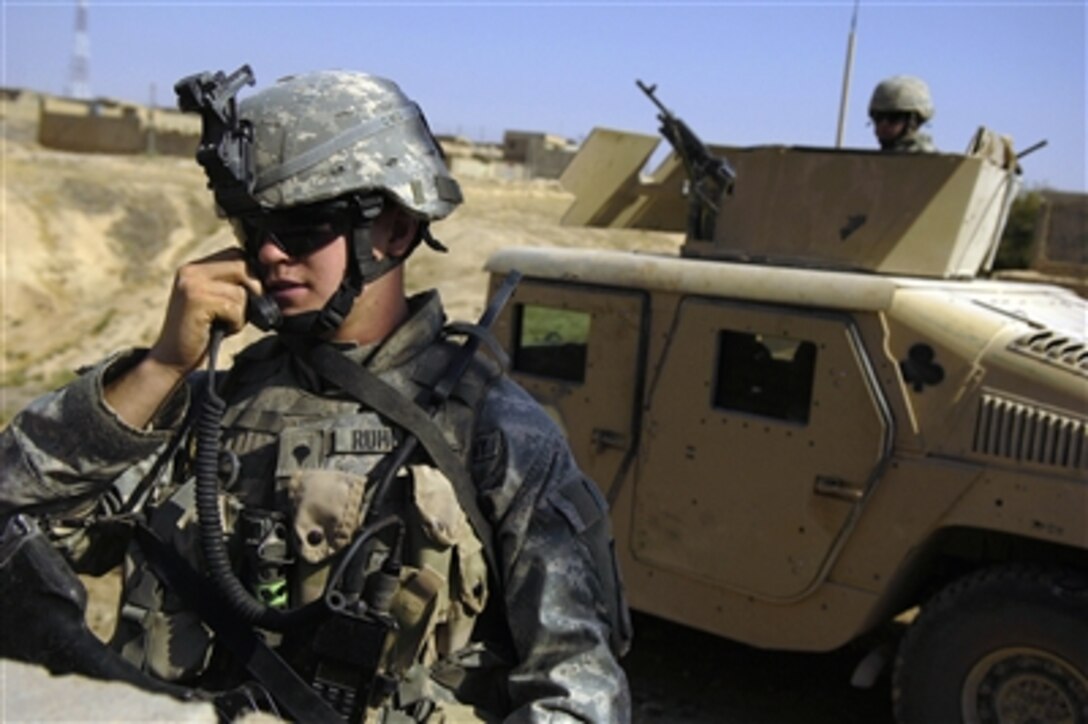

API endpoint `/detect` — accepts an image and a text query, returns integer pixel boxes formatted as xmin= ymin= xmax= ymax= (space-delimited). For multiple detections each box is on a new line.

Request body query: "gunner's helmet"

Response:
xmin=869 ymin=75 xmax=935 ymax=123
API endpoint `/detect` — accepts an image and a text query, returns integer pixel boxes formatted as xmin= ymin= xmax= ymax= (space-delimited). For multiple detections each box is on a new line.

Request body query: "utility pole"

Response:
xmin=67 ymin=0 xmax=92 ymax=100
xmin=835 ymin=0 xmax=860 ymax=148
xmin=147 ymin=83 xmax=158 ymax=155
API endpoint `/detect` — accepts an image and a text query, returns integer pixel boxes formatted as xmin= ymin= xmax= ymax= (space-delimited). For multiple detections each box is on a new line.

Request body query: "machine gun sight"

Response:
xmin=175 ymin=65 xmax=260 ymax=217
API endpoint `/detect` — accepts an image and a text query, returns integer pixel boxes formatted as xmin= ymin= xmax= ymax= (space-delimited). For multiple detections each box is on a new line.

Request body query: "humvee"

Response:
xmin=482 ymin=101 xmax=1088 ymax=722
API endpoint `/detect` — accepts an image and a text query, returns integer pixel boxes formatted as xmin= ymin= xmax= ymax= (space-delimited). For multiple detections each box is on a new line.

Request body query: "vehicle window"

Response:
xmin=712 ymin=330 xmax=817 ymax=423
xmin=512 ymin=304 xmax=591 ymax=383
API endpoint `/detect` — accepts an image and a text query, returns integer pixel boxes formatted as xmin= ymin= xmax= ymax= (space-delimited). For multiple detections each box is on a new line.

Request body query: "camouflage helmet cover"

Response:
xmin=869 ymin=75 xmax=935 ymax=123
xmin=241 ymin=70 xmax=462 ymax=220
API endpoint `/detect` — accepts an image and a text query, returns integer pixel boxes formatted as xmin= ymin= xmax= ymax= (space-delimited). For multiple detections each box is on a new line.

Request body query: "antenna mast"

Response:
xmin=835 ymin=0 xmax=860 ymax=148
xmin=68 ymin=0 xmax=91 ymax=100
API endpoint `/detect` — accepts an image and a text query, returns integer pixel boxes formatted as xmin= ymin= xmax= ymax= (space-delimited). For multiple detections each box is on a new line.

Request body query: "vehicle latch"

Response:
xmin=813 ymin=475 xmax=865 ymax=502
xmin=591 ymin=428 xmax=628 ymax=451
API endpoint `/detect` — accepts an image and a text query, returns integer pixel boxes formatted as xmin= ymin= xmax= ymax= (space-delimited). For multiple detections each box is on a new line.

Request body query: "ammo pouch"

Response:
xmin=0 ymin=514 xmax=189 ymax=699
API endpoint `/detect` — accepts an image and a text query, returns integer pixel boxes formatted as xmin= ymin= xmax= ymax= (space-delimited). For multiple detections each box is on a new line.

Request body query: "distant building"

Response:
xmin=436 ymin=133 xmax=574 ymax=181
xmin=1031 ymin=191 xmax=1087 ymax=295
xmin=435 ymin=134 xmax=503 ymax=163
xmin=36 ymin=95 xmax=199 ymax=156
xmin=502 ymin=130 xmax=578 ymax=179
xmin=25 ymin=91 xmax=580 ymax=181
xmin=993 ymin=190 xmax=1088 ymax=297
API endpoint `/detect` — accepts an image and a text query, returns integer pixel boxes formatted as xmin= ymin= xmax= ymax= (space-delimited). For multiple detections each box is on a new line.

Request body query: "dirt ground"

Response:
xmin=626 ymin=612 xmax=896 ymax=723
xmin=4 ymin=95 xmax=901 ymax=721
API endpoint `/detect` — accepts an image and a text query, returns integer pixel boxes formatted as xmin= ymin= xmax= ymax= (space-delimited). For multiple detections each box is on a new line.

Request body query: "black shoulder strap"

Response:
xmin=298 ymin=271 xmax=522 ymax=588
xmin=302 ymin=343 xmax=499 ymax=584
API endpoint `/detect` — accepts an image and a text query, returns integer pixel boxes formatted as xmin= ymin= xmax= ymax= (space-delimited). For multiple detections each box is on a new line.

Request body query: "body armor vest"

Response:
xmin=116 ymin=333 xmax=499 ymax=692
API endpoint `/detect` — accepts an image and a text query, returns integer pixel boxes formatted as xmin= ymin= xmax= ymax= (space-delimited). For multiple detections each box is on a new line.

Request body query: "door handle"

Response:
xmin=813 ymin=475 xmax=864 ymax=502
xmin=591 ymin=428 xmax=627 ymax=451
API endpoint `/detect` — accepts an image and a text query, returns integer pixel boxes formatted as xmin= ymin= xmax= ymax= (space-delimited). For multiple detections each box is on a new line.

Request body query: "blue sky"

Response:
xmin=3 ymin=1 xmax=1085 ymax=192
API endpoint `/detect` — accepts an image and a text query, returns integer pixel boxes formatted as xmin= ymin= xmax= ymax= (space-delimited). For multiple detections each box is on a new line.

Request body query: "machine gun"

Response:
xmin=637 ymin=80 xmax=735 ymax=241
xmin=175 ymin=65 xmax=261 ymax=217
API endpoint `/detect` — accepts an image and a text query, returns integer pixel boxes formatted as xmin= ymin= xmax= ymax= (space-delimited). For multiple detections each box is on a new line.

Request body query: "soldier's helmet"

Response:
xmin=240 ymin=70 xmax=462 ymax=220
xmin=869 ymin=75 xmax=935 ymax=123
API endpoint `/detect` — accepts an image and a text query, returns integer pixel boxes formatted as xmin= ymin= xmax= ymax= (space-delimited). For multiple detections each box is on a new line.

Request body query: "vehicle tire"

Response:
xmin=892 ymin=564 xmax=1088 ymax=724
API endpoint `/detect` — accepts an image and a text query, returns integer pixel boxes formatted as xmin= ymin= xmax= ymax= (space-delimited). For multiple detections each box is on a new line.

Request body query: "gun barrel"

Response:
xmin=636 ymin=79 xmax=670 ymax=117
xmin=1016 ymin=139 xmax=1048 ymax=160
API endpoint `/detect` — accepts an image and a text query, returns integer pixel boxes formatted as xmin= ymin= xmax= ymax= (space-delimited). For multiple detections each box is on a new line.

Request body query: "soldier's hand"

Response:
xmin=148 ymin=248 xmax=264 ymax=377
xmin=103 ymin=249 xmax=264 ymax=429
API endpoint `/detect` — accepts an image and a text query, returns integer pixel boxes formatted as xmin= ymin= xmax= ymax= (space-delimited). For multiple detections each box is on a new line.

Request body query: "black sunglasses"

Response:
xmin=870 ymin=111 xmax=911 ymax=125
xmin=232 ymin=203 xmax=353 ymax=259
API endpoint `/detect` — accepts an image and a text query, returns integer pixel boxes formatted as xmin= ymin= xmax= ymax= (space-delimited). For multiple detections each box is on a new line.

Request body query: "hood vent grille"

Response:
xmin=973 ymin=393 xmax=1087 ymax=470
xmin=1010 ymin=330 xmax=1088 ymax=377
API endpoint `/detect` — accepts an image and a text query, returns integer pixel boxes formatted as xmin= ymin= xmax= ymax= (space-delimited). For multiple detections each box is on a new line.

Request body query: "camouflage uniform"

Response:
xmin=0 ymin=68 xmax=631 ymax=722
xmin=884 ymin=131 xmax=937 ymax=154
xmin=0 ymin=290 xmax=632 ymax=721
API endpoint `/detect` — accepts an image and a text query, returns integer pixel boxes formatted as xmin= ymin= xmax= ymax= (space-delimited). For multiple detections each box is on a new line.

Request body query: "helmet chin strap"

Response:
xmin=278 ymin=194 xmax=406 ymax=337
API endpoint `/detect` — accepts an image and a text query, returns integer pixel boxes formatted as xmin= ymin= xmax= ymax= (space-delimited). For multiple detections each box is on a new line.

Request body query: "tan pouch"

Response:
xmin=410 ymin=465 xmax=489 ymax=659
xmin=412 ymin=465 xmax=470 ymax=547
xmin=411 ymin=465 xmax=489 ymax=617
xmin=287 ymin=469 xmax=368 ymax=563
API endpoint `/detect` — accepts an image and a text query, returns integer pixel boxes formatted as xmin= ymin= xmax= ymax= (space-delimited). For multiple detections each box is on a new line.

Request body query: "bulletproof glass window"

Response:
xmin=512 ymin=304 xmax=591 ymax=383
xmin=712 ymin=330 xmax=817 ymax=424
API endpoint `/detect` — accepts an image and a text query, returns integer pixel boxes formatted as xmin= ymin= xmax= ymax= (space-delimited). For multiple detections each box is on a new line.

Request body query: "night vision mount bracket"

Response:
xmin=175 ymin=64 xmax=262 ymax=218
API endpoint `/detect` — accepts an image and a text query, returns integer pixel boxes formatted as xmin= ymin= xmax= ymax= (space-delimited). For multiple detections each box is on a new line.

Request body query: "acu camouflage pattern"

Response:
xmin=243 ymin=71 xmax=463 ymax=220
xmin=884 ymin=130 xmax=937 ymax=154
xmin=869 ymin=74 xmax=935 ymax=122
xmin=0 ymin=291 xmax=631 ymax=723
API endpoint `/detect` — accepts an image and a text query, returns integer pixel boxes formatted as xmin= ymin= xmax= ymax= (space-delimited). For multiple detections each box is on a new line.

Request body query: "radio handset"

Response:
xmin=245 ymin=288 xmax=283 ymax=332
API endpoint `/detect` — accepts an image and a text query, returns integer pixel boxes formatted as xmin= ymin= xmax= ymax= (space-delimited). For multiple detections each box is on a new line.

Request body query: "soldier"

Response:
xmin=0 ymin=70 xmax=631 ymax=722
xmin=869 ymin=75 xmax=937 ymax=153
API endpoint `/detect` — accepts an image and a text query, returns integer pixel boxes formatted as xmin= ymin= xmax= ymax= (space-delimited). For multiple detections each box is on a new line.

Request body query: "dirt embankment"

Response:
xmin=3 ymin=147 xmax=218 ymax=410
xmin=1 ymin=129 xmax=680 ymax=422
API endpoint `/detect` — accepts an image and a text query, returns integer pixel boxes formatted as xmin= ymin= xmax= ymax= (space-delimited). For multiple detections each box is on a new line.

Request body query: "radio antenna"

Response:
xmin=835 ymin=0 xmax=860 ymax=148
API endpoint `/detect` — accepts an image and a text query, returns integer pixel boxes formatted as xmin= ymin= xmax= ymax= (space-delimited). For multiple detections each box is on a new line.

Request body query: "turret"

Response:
xmin=560 ymin=126 xmax=1023 ymax=279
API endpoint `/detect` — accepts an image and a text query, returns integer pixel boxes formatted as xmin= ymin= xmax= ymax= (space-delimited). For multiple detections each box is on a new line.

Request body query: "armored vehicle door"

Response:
xmin=633 ymin=299 xmax=892 ymax=601
xmin=491 ymin=281 xmax=646 ymax=500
